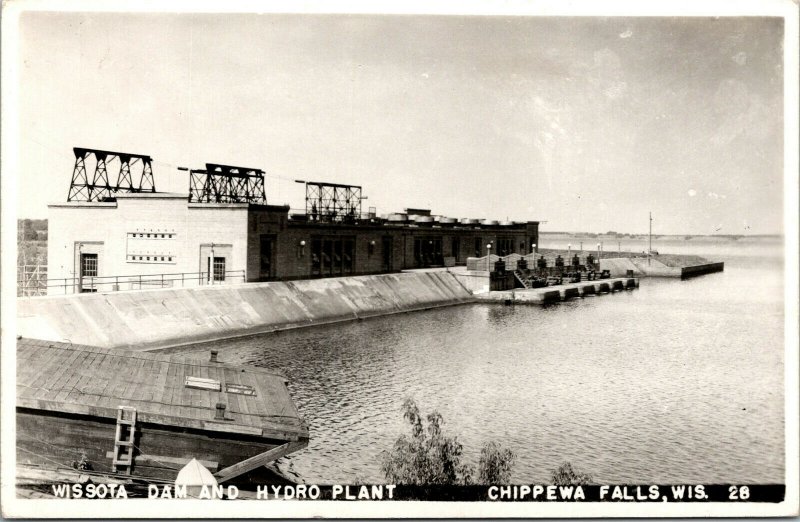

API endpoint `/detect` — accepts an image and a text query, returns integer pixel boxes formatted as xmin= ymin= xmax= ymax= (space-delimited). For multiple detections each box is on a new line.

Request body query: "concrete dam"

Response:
xmin=16 ymin=272 xmax=475 ymax=351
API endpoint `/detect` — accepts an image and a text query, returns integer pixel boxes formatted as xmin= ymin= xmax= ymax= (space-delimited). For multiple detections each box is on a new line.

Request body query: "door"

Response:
xmin=199 ymin=244 xmax=232 ymax=284
xmin=80 ymin=253 xmax=98 ymax=293
xmin=207 ymin=256 xmax=226 ymax=282
xmin=382 ymin=236 xmax=393 ymax=272
xmin=259 ymin=235 xmax=276 ymax=280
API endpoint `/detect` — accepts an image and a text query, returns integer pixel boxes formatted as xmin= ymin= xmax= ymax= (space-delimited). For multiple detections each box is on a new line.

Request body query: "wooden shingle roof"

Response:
xmin=16 ymin=338 xmax=308 ymax=442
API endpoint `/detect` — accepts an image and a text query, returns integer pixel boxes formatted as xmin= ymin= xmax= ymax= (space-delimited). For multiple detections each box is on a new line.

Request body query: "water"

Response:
xmin=169 ymin=239 xmax=785 ymax=484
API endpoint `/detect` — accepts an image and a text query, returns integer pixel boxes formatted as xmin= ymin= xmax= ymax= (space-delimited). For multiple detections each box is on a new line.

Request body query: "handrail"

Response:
xmin=17 ymin=269 xmax=246 ymax=295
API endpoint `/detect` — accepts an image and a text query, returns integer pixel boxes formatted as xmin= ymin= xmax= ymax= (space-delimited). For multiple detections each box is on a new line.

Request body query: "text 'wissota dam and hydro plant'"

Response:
xmin=16 ymin=146 xmax=785 ymax=497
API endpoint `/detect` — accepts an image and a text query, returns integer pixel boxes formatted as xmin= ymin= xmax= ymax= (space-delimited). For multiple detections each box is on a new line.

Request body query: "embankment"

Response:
xmin=599 ymin=257 xmax=724 ymax=278
xmin=17 ymin=272 xmax=474 ymax=351
xmin=600 ymin=257 xmax=682 ymax=277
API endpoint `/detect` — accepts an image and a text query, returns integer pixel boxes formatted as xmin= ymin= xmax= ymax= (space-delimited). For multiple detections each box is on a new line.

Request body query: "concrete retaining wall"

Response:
xmin=600 ymin=257 xmax=681 ymax=277
xmin=601 ymin=257 xmax=724 ymax=278
xmin=599 ymin=258 xmax=642 ymax=277
xmin=449 ymin=269 xmax=490 ymax=294
xmin=681 ymin=262 xmax=725 ymax=278
xmin=17 ymin=272 xmax=474 ymax=351
xmin=629 ymin=258 xmax=681 ymax=277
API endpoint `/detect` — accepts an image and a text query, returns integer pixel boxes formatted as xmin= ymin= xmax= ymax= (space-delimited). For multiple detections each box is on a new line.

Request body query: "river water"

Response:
xmin=171 ymin=238 xmax=785 ymax=485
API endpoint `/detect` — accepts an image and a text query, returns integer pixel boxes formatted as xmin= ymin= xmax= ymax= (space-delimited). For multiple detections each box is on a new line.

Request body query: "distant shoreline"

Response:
xmin=539 ymin=231 xmax=783 ymax=240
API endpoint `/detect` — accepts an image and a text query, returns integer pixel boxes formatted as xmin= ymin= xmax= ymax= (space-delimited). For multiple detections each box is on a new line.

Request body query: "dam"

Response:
xmin=473 ymin=276 xmax=639 ymax=305
xmin=16 ymin=271 xmax=474 ymax=351
xmin=13 ymin=143 xmax=737 ymax=491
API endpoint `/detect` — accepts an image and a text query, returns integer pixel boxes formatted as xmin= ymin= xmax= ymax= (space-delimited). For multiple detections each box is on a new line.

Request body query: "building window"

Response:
xmin=452 ymin=238 xmax=461 ymax=260
xmin=474 ymin=237 xmax=482 ymax=257
xmin=310 ymin=236 xmax=355 ymax=277
xmin=81 ymin=253 xmax=98 ymax=277
xmin=413 ymin=237 xmax=443 ymax=267
xmin=333 ymin=240 xmax=343 ymax=271
xmin=497 ymin=238 xmax=514 ymax=256
xmin=213 ymin=257 xmax=226 ymax=281
xmin=343 ymin=240 xmax=354 ymax=273
xmin=311 ymin=239 xmax=322 ymax=276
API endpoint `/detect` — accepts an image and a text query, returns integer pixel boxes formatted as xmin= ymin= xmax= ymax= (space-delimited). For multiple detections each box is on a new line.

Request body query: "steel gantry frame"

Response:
xmin=67 ymin=147 xmax=155 ymax=202
xmin=188 ymin=163 xmax=267 ymax=204
xmin=304 ymin=181 xmax=362 ymax=223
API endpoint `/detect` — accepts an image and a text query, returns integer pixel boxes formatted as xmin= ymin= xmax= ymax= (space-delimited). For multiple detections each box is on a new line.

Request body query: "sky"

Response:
xmin=16 ymin=12 xmax=785 ymax=235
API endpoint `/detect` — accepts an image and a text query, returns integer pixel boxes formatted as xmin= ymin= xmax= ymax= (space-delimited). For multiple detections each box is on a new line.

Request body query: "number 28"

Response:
xmin=729 ymin=486 xmax=750 ymax=500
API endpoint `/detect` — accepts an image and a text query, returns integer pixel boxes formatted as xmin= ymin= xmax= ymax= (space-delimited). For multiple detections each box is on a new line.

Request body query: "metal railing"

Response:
xmin=17 ymin=269 xmax=246 ymax=296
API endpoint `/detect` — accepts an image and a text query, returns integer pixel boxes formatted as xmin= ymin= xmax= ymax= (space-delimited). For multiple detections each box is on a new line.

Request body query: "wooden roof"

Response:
xmin=16 ymin=338 xmax=308 ymax=442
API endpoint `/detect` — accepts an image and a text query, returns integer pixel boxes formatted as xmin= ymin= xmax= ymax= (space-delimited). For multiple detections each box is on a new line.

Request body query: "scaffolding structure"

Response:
xmin=303 ymin=181 xmax=362 ymax=223
xmin=17 ymin=264 xmax=47 ymax=297
xmin=67 ymin=147 xmax=155 ymax=202
xmin=188 ymin=163 xmax=266 ymax=204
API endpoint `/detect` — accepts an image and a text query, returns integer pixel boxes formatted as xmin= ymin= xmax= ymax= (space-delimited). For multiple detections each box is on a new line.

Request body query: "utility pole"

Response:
xmin=648 ymin=212 xmax=652 ymax=266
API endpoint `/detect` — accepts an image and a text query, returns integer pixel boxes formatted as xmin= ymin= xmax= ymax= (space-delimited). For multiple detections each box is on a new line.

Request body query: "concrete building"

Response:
xmin=44 ymin=148 xmax=539 ymax=294
xmin=47 ymin=193 xmax=539 ymax=294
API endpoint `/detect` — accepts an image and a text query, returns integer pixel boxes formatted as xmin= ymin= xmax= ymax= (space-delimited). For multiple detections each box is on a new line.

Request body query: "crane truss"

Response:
xmin=67 ymin=147 xmax=155 ymax=202
xmin=304 ymin=181 xmax=362 ymax=223
xmin=188 ymin=163 xmax=266 ymax=204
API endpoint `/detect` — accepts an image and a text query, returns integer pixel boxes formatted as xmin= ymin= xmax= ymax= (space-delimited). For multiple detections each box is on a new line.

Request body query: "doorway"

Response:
xmin=382 ymin=236 xmax=393 ymax=272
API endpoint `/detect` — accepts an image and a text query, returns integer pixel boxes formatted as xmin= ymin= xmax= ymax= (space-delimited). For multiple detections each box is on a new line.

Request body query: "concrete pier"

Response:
xmin=599 ymin=257 xmax=724 ymax=278
xmin=473 ymin=277 xmax=639 ymax=305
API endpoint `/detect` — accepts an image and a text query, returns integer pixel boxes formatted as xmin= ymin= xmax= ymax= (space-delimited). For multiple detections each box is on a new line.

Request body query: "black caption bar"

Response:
xmin=310 ymin=484 xmax=786 ymax=502
xmin=43 ymin=483 xmax=786 ymax=502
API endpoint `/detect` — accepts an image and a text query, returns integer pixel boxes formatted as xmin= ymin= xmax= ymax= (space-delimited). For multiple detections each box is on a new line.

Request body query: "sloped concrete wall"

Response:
xmin=449 ymin=269 xmax=490 ymax=294
xmin=600 ymin=258 xmax=640 ymax=277
xmin=17 ymin=272 xmax=474 ymax=351
xmin=629 ymin=258 xmax=682 ymax=277
xmin=600 ymin=257 xmax=682 ymax=277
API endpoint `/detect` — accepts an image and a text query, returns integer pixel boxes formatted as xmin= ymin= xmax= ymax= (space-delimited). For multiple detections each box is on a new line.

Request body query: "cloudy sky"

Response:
xmin=17 ymin=13 xmax=784 ymax=234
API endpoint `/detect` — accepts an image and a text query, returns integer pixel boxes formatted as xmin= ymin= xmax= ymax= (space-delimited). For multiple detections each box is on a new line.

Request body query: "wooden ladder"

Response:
xmin=112 ymin=406 xmax=137 ymax=474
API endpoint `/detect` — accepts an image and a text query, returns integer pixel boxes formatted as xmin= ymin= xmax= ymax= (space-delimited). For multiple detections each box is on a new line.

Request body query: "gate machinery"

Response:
xmin=67 ymin=147 xmax=155 ymax=202
xmin=300 ymin=181 xmax=362 ymax=223
xmin=188 ymin=163 xmax=266 ymax=204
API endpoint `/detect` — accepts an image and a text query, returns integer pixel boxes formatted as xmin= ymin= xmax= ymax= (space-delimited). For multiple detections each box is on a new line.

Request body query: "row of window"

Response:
xmin=128 ymin=232 xmax=176 ymax=239
xmin=472 ymin=237 xmax=528 ymax=257
xmin=257 ymin=234 xmax=533 ymax=277
xmin=310 ymin=238 xmax=355 ymax=276
xmin=127 ymin=255 xmax=175 ymax=263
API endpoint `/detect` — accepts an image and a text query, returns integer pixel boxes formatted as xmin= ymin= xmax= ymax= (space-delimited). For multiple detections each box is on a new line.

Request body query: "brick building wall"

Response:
xmin=246 ymin=210 xmax=539 ymax=281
